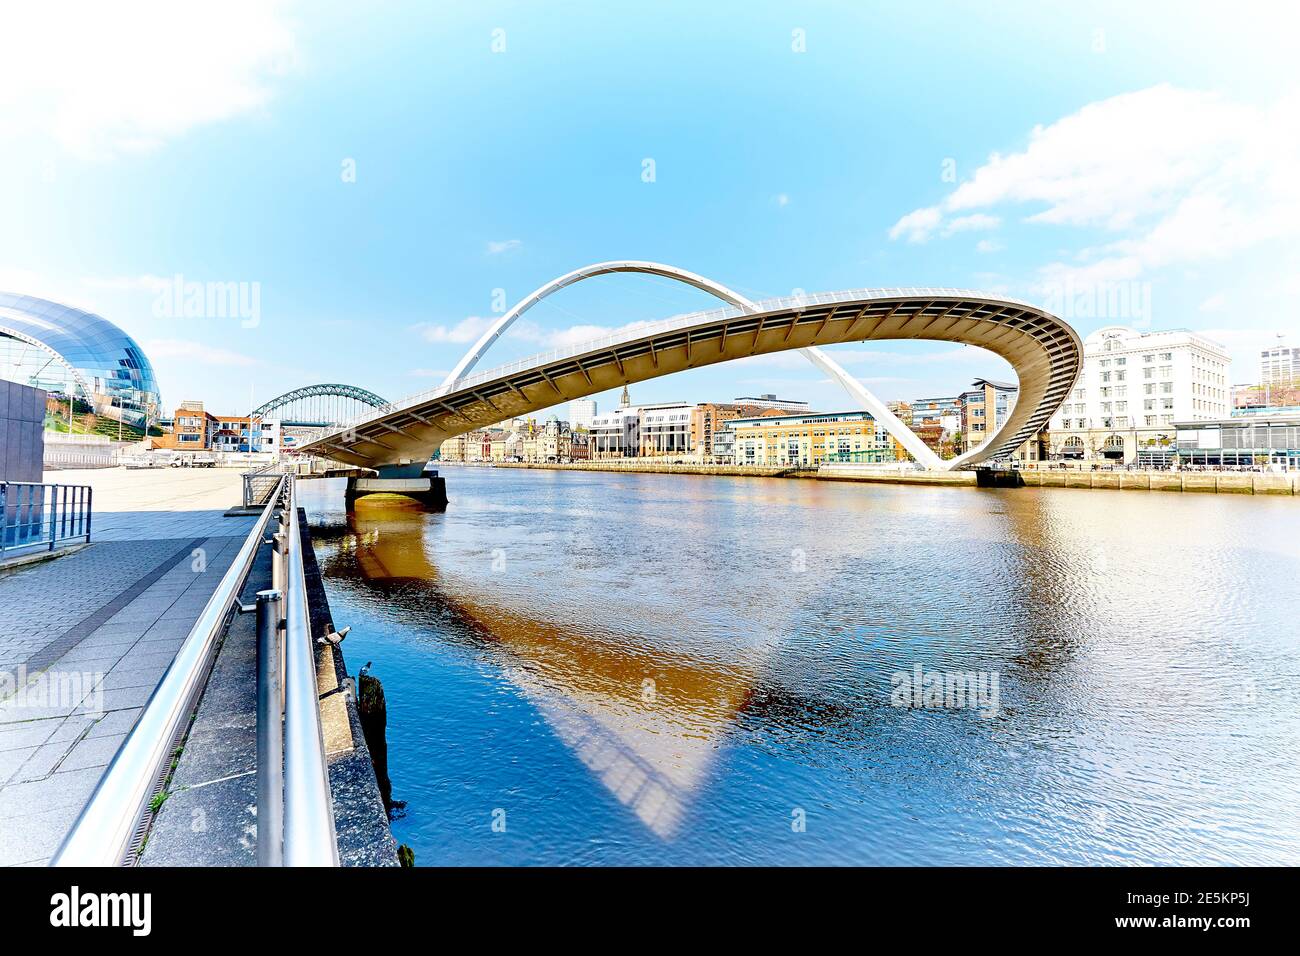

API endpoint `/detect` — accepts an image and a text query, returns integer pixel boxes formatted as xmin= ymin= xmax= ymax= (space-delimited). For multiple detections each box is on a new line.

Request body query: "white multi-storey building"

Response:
xmin=1260 ymin=345 xmax=1299 ymax=386
xmin=731 ymin=393 xmax=810 ymax=412
xmin=638 ymin=402 xmax=692 ymax=456
xmin=567 ymin=398 xmax=597 ymax=429
xmin=1047 ymin=325 xmax=1231 ymax=465
xmin=589 ymin=401 xmax=692 ymax=458
xmin=589 ymin=405 xmax=641 ymax=458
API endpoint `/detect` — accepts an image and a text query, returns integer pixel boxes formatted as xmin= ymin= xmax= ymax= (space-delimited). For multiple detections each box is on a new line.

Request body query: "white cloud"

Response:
xmin=80 ymin=274 xmax=172 ymax=293
xmin=144 ymin=338 xmax=260 ymax=367
xmin=1199 ymin=293 xmax=1227 ymax=312
xmin=888 ymin=206 xmax=942 ymax=243
xmin=773 ymin=193 xmax=791 ymax=207
xmin=417 ymin=315 xmax=498 ymax=345
xmin=417 ymin=314 xmax=661 ymax=352
xmin=943 ymin=214 xmax=1000 ymax=236
xmin=888 ymin=85 xmax=1300 ymax=293
xmin=486 ymin=239 xmax=522 ymax=255
xmin=975 ymin=239 xmax=1003 ymax=254
xmin=0 ymin=2 xmax=298 ymax=158
xmin=542 ymin=320 xmax=658 ymax=349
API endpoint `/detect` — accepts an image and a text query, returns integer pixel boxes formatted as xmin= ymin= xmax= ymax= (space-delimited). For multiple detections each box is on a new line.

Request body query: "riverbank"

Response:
xmin=464 ymin=460 xmax=1300 ymax=494
xmin=488 ymin=460 xmax=818 ymax=478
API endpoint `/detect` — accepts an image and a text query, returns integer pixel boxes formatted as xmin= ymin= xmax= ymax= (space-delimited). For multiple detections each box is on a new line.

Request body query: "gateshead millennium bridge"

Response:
xmin=301 ymin=262 xmax=1082 ymax=473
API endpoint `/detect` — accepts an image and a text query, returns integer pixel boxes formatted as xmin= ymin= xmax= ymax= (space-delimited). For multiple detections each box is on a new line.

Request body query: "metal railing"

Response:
xmin=278 ymin=481 xmax=339 ymax=865
xmin=0 ymin=481 xmax=92 ymax=558
xmin=52 ymin=475 xmax=340 ymax=867
xmin=242 ymin=462 xmax=285 ymax=508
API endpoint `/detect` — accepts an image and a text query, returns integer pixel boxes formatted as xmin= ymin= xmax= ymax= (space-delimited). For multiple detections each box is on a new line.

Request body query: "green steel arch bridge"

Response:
xmin=253 ymin=383 xmax=389 ymax=427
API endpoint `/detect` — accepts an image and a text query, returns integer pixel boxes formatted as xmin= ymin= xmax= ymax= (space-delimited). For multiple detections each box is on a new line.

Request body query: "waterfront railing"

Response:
xmin=241 ymin=461 xmax=284 ymax=508
xmin=52 ymin=475 xmax=340 ymax=866
xmin=0 ymin=480 xmax=92 ymax=559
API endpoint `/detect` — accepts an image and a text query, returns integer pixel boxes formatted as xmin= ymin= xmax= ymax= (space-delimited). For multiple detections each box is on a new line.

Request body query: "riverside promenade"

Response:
xmin=0 ymin=468 xmax=256 ymax=866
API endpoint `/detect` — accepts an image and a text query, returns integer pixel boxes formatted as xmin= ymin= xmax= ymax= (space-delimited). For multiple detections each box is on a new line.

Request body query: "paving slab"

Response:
xmin=0 ymin=468 xmax=257 ymax=866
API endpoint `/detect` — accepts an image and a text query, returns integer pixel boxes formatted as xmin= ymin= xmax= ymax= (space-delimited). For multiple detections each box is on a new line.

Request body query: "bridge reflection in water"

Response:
xmin=312 ymin=490 xmax=759 ymax=839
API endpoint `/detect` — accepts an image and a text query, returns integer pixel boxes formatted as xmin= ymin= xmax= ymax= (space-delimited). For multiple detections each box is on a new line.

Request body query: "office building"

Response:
xmin=691 ymin=400 xmax=791 ymax=461
xmin=568 ymin=399 xmax=597 ymax=429
xmin=1047 ymin=325 xmax=1231 ymax=465
xmin=1175 ymin=414 xmax=1300 ymax=468
xmin=1260 ymin=345 xmax=1299 ymax=386
xmin=731 ymin=393 xmax=810 ymax=412
xmin=730 ymin=410 xmax=893 ymax=467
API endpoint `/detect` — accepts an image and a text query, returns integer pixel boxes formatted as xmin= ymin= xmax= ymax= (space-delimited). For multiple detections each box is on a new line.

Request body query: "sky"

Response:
xmin=3 ymin=0 xmax=1298 ymax=417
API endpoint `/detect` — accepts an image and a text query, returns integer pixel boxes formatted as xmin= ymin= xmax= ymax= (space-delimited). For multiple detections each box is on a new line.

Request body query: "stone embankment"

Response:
xmin=481 ymin=459 xmax=1299 ymax=494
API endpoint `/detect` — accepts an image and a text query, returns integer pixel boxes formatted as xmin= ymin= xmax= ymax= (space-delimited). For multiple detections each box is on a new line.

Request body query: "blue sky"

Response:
xmin=3 ymin=1 xmax=1297 ymax=416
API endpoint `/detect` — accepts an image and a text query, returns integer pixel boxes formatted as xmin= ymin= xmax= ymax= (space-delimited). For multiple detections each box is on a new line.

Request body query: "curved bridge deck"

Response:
xmin=304 ymin=288 xmax=1081 ymax=470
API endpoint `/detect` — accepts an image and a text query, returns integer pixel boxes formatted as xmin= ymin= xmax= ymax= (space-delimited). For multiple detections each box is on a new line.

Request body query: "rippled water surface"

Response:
xmin=301 ymin=467 xmax=1300 ymax=865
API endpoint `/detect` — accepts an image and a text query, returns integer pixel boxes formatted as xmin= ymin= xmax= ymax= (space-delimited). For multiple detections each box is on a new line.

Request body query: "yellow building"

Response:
xmin=731 ymin=410 xmax=893 ymax=467
xmin=437 ymin=432 xmax=471 ymax=462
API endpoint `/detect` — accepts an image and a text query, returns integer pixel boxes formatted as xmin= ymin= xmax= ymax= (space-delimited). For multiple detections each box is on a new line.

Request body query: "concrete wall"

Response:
xmin=1021 ymin=469 xmax=1299 ymax=495
xmin=43 ymin=432 xmax=120 ymax=470
xmin=0 ymin=381 xmax=46 ymax=482
xmin=818 ymin=462 xmax=977 ymax=486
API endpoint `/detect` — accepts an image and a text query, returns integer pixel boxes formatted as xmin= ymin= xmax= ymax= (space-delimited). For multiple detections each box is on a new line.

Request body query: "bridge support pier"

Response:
xmin=344 ymin=472 xmax=448 ymax=510
xmin=975 ymin=468 xmax=1024 ymax=488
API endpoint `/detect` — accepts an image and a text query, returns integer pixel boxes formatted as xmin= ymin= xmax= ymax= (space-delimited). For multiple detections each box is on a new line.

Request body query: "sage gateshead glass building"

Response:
xmin=0 ymin=292 xmax=162 ymax=434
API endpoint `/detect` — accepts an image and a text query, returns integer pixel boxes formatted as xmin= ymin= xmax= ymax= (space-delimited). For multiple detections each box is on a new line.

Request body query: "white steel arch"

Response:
xmin=441 ymin=261 xmax=760 ymax=386
xmin=442 ymin=261 xmax=943 ymax=469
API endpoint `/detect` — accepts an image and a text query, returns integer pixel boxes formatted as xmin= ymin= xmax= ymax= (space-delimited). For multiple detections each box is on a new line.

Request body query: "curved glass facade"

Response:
xmin=0 ymin=292 xmax=162 ymax=431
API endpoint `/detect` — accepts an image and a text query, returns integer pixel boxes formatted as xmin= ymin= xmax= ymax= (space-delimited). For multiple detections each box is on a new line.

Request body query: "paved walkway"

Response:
xmin=0 ymin=468 xmax=255 ymax=866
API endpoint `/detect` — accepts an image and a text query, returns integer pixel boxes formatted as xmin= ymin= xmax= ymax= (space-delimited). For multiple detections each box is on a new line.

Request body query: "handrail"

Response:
xmin=242 ymin=461 xmax=286 ymax=508
xmin=280 ymin=478 xmax=340 ymax=865
xmin=51 ymin=475 xmax=288 ymax=866
xmin=0 ymin=480 xmax=93 ymax=557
